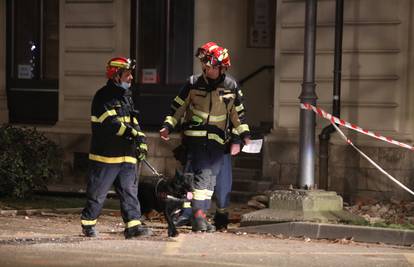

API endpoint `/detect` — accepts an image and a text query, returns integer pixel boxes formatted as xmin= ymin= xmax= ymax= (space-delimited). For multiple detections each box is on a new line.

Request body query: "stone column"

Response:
xmin=0 ymin=0 xmax=8 ymax=123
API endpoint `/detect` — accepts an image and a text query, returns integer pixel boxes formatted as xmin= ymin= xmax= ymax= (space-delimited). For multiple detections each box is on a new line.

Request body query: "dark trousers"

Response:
xmin=188 ymin=146 xmax=224 ymax=211
xmin=215 ymin=153 xmax=232 ymax=209
xmin=81 ymin=161 xmax=141 ymax=223
xmin=181 ymin=152 xmax=231 ymax=218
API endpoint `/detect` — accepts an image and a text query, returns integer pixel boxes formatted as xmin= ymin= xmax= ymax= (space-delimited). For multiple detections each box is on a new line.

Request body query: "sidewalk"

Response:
xmin=1 ymin=182 xmax=411 ymax=247
xmin=235 ymin=221 xmax=414 ymax=247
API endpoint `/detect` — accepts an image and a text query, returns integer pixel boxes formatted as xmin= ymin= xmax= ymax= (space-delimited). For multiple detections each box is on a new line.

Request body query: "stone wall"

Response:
xmin=273 ymin=0 xmax=413 ymax=143
xmin=44 ymin=131 xmax=180 ymax=186
xmin=263 ymin=139 xmax=414 ymax=202
xmin=0 ymin=0 xmax=7 ymax=123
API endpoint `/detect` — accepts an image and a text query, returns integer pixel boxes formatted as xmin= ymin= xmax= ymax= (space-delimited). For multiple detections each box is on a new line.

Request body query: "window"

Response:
xmin=131 ymin=0 xmax=194 ymax=128
xmin=6 ymin=0 xmax=59 ymax=124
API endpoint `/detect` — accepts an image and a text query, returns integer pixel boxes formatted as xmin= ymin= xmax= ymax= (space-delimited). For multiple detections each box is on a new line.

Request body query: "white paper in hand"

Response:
xmin=242 ymin=139 xmax=263 ymax=153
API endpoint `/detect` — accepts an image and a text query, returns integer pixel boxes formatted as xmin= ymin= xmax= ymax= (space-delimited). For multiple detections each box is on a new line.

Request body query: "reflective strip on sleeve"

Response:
xmin=89 ymin=154 xmax=137 ymax=164
xmin=91 ymin=109 xmax=117 ymax=123
xmin=126 ymin=220 xmax=142 ymax=228
xmin=183 ymin=202 xmax=191 ymax=208
xmin=235 ymin=104 xmax=245 ymax=112
xmin=81 ymin=219 xmax=97 ymax=226
xmin=184 ymin=130 xmax=207 ymax=137
xmin=139 ymin=143 xmax=148 ymax=151
xmin=207 ymin=133 xmax=225 ymax=144
xmin=132 ymin=130 xmax=145 ymax=138
xmin=232 ymin=128 xmax=239 ymax=135
xmin=204 ymin=189 xmax=214 ymax=199
xmin=193 ymin=189 xmax=206 ymax=200
xmin=236 ymin=124 xmax=250 ymax=134
xmin=118 ymin=116 xmax=130 ymax=123
xmin=133 ymin=117 xmax=139 ymax=125
xmin=164 ymin=116 xmax=178 ymax=127
xmin=116 ymin=122 xmax=127 ymax=136
xmin=174 ymin=96 xmax=185 ymax=106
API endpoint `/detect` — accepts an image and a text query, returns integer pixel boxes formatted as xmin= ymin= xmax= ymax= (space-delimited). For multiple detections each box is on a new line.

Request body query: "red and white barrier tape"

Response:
xmin=300 ymin=103 xmax=414 ymax=151
xmin=300 ymin=103 xmax=414 ymax=196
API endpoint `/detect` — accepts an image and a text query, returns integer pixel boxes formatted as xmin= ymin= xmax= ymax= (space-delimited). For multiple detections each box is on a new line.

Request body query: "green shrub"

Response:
xmin=0 ymin=125 xmax=63 ymax=198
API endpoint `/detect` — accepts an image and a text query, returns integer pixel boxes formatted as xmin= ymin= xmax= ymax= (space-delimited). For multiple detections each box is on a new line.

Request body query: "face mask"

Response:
xmin=119 ymin=82 xmax=130 ymax=90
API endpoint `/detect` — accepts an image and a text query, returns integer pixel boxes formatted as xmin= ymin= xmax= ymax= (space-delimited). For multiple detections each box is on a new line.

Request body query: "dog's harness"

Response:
xmin=142 ymin=159 xmax=192 ymax=204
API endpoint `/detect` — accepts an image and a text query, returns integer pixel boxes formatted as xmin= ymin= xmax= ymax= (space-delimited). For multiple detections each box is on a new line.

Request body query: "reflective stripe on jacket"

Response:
xmin=163 ymin=73 xmax=250 ymax=149
xmin=90 ymin=80 xmax=145 ymax=164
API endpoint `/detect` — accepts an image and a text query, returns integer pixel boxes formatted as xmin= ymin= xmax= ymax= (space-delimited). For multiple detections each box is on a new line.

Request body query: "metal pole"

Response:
xmin=318 ymin=0 xmax=344 ymax=190
xmin=298 ymin=0 xmax=318 ymax=189
xmin=332 ymin=0 xmax=344 ymax=117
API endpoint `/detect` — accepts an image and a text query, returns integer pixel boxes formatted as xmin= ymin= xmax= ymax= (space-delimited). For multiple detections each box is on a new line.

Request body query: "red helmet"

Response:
xmin=106 ymin=57 xmax=135 ymax=79
xmin=195 ymin=41 xmax=219 ymax=60
xmin=209 ymin=46 xmax=231 ymax=67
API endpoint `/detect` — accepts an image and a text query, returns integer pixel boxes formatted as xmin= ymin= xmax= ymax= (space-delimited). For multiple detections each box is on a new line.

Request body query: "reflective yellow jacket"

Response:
xmin=163 ymin=73 xmax=250 ymax=150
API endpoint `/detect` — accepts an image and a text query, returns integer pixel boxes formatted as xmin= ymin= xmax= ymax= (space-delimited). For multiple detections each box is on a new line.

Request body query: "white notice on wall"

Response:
xmin=242 ymin=139 xmax=263 ymax=154
xmin=142 ymin=68 xmax=158 ymax=84
xmin=18 ymin=65 xmax=33 ymax=79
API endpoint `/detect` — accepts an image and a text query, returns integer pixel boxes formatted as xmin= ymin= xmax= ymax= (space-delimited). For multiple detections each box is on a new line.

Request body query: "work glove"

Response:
xmin=136 ymin=142 xmax=148 ymax=161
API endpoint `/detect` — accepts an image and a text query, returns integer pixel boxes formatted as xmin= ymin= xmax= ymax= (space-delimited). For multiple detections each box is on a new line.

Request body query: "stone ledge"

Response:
xmin=0 ymin=208 xmax=119 ymax=217
xmin=235 ymin=222 xmax=414 ymax=246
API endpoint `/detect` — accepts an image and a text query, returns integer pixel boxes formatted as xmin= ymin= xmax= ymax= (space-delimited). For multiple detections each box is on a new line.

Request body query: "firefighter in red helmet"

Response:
xmin=81 ymin=57 xmax=153 ymax=239
xmin=160 ymin=42 xmax=251 ymax=232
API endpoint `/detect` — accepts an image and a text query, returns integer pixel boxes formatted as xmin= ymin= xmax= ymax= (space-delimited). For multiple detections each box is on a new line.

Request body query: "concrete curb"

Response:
xmin=235 ymin=222 xmax=414 ymax=246
xmin=0 ymin=208 xmax=119 ymax=217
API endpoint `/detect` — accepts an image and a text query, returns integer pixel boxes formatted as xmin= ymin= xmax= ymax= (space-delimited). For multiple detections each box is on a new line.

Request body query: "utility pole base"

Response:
xmin=240 ymin=190 xmax=363 ymax=227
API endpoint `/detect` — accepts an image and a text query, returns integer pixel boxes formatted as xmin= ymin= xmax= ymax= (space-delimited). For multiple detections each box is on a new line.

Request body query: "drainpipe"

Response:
xmin=318 ymin=0 xmax=344 ymax=190
xmin=298 ymin=0 xmax=318 ymax=189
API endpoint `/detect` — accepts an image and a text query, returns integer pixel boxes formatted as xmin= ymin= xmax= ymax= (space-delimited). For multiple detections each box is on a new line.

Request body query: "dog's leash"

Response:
xmin=142 ymin=159 xmax=163 ymax=177
xmin=142 ymin=159 xmax=166 ymax=197
xmin=142 ymin=159 xmax=192 ymax=202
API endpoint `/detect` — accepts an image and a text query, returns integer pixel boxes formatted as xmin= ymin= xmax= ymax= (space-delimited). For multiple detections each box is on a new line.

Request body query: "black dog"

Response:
xmin=138 ymin=170 xmax=193 ymax=237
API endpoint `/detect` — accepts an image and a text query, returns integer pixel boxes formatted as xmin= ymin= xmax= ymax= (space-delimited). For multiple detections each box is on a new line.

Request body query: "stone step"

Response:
xmin=233 ymin=155 xmax=262 ymax=169
xmin=229 ymin=190 xmax=257 ymax=203
xmin=232 ymin=167 xmax=262 ymax=180
xmin=232 ymin=178 xmax=272 ymax=192
xmin=256 ymin=180 xmax=272 ymax=192
xmin=232 ymin=179 xmax=257 ymax=192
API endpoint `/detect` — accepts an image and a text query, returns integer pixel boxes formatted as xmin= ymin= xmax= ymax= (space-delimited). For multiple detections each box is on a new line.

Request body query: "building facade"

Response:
xmin=1 ymin=0 xmax=413 ymax=201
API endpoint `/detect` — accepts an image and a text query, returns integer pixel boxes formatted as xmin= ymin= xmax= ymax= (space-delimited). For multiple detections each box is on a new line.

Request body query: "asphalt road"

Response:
xmin=0 ymin=215 xmax=413 ymax=267
xmin=1 ymin=233 xmax=413 ymax=267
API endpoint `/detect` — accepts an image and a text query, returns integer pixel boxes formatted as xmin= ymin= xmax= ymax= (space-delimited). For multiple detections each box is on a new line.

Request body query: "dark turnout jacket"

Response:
xmin=89 ymin=80 xmax=146 ymax=164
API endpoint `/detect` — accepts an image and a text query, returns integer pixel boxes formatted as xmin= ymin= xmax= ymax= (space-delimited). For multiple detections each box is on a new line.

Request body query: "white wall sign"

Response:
xmin=248 ymin=0 xmax=274 ymax=48
xmin=17 ymin=64 xmax=33 ymax=79
xmin=142 ymin=68 xmax=158 ymax=84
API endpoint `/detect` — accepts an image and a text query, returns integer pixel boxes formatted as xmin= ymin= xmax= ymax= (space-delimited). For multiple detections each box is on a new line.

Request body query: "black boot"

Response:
xmin=192 ymin=210 xmax=215 ymax=232
xmin=82 ymin=225 xmax=98 ymax=237
xmin=206 ymin=220 xmax=216 ymax=233
xmin=214 ymin=211 xmax=229 ymax=231
xmin=174 ymin=215 xmax=191 ymax=227
xmin=124 ymin=225 xmax=153 ymax=239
